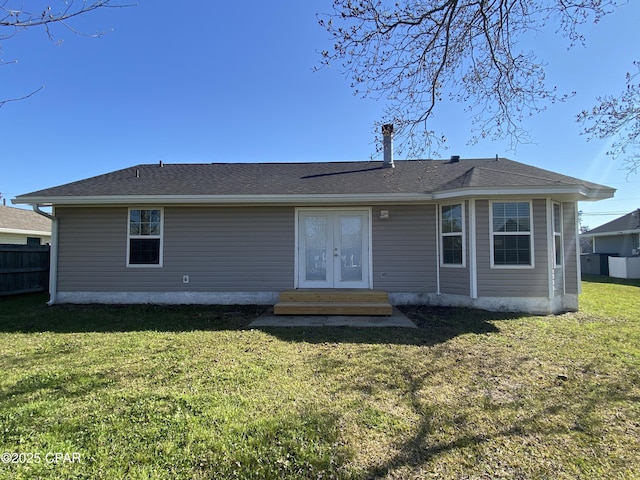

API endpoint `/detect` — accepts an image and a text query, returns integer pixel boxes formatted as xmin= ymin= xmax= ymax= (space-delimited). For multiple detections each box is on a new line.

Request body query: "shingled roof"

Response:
xmin=0 ymin=205 xmax=51 ymax=234
xmin=13 ymin=158 xmax=614 ymax=205
xmin=582 ymin=209 xmax=640 ymax=236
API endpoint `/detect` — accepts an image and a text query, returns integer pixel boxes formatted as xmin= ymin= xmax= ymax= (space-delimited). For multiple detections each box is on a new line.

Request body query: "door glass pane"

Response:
xmin=305 ymin=216 xmax=327 ymax=281
xmin=340 ymin=216 xmax=362 ymax=282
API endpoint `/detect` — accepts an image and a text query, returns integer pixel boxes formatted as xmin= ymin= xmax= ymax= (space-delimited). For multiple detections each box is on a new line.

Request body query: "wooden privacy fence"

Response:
xmin=0 ymin=244 xmax=50 ymax=296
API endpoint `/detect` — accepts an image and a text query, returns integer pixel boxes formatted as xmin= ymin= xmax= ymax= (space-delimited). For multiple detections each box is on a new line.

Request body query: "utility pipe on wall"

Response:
xmin=32 ymin=205 xmax=57 ymax=305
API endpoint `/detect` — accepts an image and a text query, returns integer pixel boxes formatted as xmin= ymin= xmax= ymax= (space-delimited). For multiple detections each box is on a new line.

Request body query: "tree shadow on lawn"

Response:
xmin=247 ymin=306 xmax=520 ymax=347
xmin=358 ymin=360 xmax=640 ymax=479
xmin=0 ymin=293 xmax=267 ymax=334
xmin=0 ymin=293 xmax=528 ymax=346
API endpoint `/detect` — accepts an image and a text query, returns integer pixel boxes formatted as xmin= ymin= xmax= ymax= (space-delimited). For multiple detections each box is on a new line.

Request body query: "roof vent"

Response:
xmin=382 ymin=124 xmax=394 ymax=168
xmin=451 ymin=155 xmax=460 ymax=163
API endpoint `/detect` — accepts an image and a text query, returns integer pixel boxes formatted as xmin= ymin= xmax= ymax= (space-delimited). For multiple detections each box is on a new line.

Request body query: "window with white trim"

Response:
xmin=553 ymin=202 xmax=563 ymax=267
xmin=127 ymin=208 xmax=163 ymax=266
xmin=491 ymin=201 xmax=532 ymax=266
xmin=441 ymin=203 xmax=465 ymax=266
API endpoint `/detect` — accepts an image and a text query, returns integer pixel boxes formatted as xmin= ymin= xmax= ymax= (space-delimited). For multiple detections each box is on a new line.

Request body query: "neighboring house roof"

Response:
xmin=0 ymin=205 xmax=51 ymax=236
xmin=13 ymin=158 xmax=614 ymax=206
xmin=582 ymin=209 xmax=640 ymax=237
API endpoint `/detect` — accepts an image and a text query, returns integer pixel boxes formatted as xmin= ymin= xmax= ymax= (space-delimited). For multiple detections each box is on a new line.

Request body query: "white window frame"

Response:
xmin=440 ymin=202 xmax=466 ymax=268
xmin=490 ymin=200 xmax=534 ymax=269
xmin=126 ymin=207 xmax=164 ymax=268
xmin=553 ymin=202 xmax=563 ymax=268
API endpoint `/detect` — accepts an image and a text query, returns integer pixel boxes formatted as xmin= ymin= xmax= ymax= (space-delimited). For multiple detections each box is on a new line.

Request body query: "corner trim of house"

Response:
xmin=389 ymin=292 xmax=578 ymax=315
xmin=575 ymin=203 xmax=583 ymax=295
xmin=54 ymin=291 xmax=280 ymax=305
xmin=469 ymin=199 xmax=478 ymax=299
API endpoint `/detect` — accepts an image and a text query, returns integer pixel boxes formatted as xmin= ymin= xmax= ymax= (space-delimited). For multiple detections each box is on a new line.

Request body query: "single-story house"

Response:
xmin=0 ymin=205 xmax=52 ymax=245
xmin=13 ymin=136 xmax=614 ymax=314
xmin=581 ymin=209 xmax=640 ymax=257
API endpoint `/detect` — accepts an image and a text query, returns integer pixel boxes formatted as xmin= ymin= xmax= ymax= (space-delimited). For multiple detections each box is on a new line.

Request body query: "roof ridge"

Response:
xmin=135 ymin=159 xmax=510 ymax=167
xmin=473 ymin=163 xmax=576 ymax=184
xmin=462 ymin=166 xmax=480 ymax=187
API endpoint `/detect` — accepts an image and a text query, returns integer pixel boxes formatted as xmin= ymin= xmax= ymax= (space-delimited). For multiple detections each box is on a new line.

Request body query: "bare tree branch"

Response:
xmin=1 ymin=1 xmax=133 ymax=107
xmin=0 ymin=85 xmax=44 ymax=109
xmin=578 ymin=61 xmax=640 ymax=175
xmin=317 ymin=0 xmax=620 ymax=158
xmin=0 ymin=1 xmax=129 ymax=41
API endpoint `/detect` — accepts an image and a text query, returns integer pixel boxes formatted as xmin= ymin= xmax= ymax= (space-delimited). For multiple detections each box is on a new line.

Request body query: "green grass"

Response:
xmin=1 ymin=278 xmax=639 ymax=479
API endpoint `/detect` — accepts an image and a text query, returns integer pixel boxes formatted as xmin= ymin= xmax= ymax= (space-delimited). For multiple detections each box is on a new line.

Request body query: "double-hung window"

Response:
xmin=491 ymin=201 xmax=532 ymax=267
xmin=441 ymin=203 xmax=465 ymax=266
xmin=128 ymin=208 xmax=163 ymax=267
xmin=553 ymin=203 xmax=563 ymax=267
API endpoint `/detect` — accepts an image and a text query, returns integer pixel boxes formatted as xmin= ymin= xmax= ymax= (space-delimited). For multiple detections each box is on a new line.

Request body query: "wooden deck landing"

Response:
xmin=274 ymin=289 xmax=393 ymax=316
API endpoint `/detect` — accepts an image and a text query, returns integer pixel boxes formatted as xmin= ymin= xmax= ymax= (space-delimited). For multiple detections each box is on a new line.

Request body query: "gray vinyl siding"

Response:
xmin=57 ymin=207 xmax=125 ymax=291
xmin=440 ymin=200 xmax=470 ymax=296
xmin=440 ymin=263 xmax=470 ymax=295
xmin=372 ymin=204 xmax=437 ymax=293
xmin=56 ymin=206 xmax=294 ymax=292
xmin=56 ymin=201 xmax=567 ymax=301
xmin=476 ymin=199 xmax=549 ymax=297
xmin=562 ymin=202 xmax=578 ymax=294
xmin=58 ymin=204 xmax=437 ymax=295
xmin=594 ymin=234 xmax=638 ymax=257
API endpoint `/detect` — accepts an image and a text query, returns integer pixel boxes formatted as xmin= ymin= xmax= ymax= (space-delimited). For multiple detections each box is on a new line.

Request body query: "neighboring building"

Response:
xmin=581 ymin=209 xmax=640 ymax=257
xmin=0 ymin=205 xmax=51 ymax=245
xmin=13 ymin=144 xmax=614 ymax=314
xmin=580 ymin=209 xmax=640 ymax=278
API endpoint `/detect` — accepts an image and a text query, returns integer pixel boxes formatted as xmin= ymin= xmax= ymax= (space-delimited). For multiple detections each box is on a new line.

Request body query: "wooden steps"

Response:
xmin=274 ymin=289 xmax=393 ymax=316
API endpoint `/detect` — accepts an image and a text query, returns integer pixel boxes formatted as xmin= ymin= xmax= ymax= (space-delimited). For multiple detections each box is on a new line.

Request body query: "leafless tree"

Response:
xmin=318 ymin=0 xmax=623 ymax=159
xmin=1 ymin=1 xmax=127 ymax=108
xmin=578 ymin=61 xmax=640 ymax=175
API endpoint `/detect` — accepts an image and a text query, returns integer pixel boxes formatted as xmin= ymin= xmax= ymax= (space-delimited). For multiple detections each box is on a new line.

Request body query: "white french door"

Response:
xmin=297 ymin=209 xmax=371 ymax=289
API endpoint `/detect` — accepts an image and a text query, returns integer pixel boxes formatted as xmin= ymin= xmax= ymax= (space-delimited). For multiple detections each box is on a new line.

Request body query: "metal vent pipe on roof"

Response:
xmin=451 ymin=155 xmax=460 ymax=162
xmin=382 ymin=124 xmax=394 ymax=168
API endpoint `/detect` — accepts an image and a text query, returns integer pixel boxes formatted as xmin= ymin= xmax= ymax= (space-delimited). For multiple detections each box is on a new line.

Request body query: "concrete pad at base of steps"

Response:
xmin=249 ymin=307 xmax=417 ymax=328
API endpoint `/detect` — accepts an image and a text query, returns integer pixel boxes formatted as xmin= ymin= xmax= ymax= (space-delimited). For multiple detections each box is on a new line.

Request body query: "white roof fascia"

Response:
xmin=12 ymin=193 xmax=436 ymax=207
xmin=432 ymin=185 xmax=615 ymax=201
xmin=581 ymin=229 xmax=640 ymax=238
xmin=13 ymin=184 xmax=614 ymax=207
xmin=0 ymin=227 xmax=51 ymax=236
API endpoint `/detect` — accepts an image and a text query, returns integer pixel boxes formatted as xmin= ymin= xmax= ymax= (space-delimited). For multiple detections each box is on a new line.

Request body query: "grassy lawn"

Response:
xmin=1 ymin=278 xmax=639 ymax=479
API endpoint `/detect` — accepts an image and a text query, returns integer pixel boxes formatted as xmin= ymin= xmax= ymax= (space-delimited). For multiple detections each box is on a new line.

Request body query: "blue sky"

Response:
xmin=2 ymin=0 xmax=638 ymax=229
